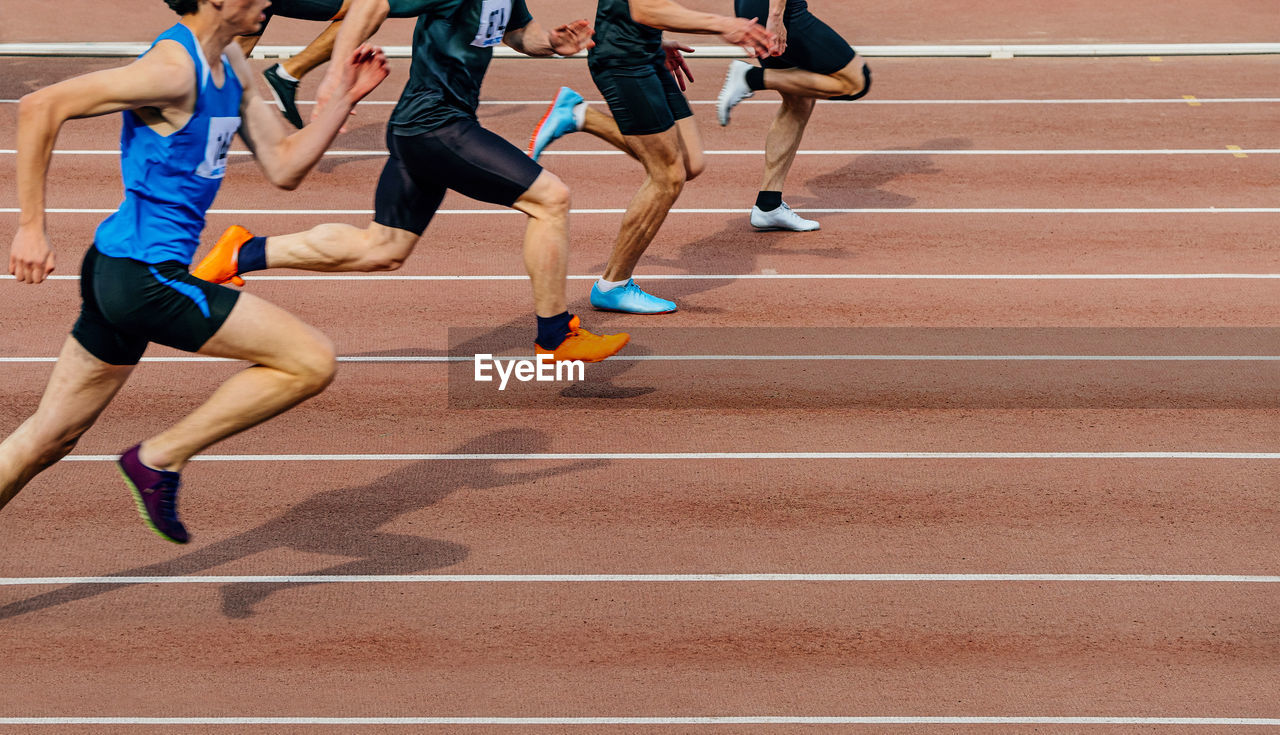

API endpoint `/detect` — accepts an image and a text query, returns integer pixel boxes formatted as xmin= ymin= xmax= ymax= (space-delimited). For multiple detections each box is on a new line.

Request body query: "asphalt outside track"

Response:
xmin=2 ymin=1 xmax=1280 ymax=730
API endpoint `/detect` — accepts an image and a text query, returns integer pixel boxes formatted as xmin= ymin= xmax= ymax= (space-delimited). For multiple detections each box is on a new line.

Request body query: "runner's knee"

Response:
xmin=829 ymin=63 xmax=871 ymax=101
xmin=359 ymin=228 xmax=413 ymax=271
xmin=683 ymin=144 xmax=705 ymax=181
xmin=293 ymin=334 xmax=337 ymax=396
xmin=651 ymin=157 xmax=687 ymax=196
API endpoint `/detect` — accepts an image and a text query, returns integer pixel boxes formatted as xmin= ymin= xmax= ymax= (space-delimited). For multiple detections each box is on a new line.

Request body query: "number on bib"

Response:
xmin=471 ymin=0 xmax=512 ymax=48
xmin=196 ymin=116 xmax=240 ymax=180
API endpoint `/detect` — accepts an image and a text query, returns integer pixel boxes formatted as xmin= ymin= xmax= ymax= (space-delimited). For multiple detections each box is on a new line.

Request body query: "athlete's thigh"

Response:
xmin=270 ymin=0 xmax=346 ymax=21
xmin=622 ymin=124 xmax=684 ymax=176
xmin=400 ymin=120 xmax=543 ymax=207
xmin=590 ymin=63 xmax=678 ymax=137
xmin=29 ymin=336 xmax=134 ymax=433
xmin=674 ymin=115 xmax=704 ymax=176
xmin=198 ymin=292 xmax=332 ymax=375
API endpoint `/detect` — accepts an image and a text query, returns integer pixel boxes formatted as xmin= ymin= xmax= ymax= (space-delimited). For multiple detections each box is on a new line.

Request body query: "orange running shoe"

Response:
xmin=535 ymin=316 xmax=629 ymax=363
xmin=191 ymin=225 xmax=252 ymax=286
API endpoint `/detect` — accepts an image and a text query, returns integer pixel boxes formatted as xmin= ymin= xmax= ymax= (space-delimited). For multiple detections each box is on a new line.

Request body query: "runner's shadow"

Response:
xmin=790 ymin=136 xmax=971 ymax=209
xmin=0 ymin=429 xmax=600 ymax=620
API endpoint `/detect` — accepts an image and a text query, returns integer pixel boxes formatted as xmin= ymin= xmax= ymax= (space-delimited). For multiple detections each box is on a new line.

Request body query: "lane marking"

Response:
xmin=1184 ymin=95 xmax=1202 ymax=106
xmin=6 ymin=148 xmax=1280 ymax=157
xmin=1 ymin=717 xmax=1279 ymax=726
xmin=1149 ymin=56 xmax=1162 ymax=61
xmin=1228 ymin=145 xmax=1248 ymax=158
xmin=4 ymin=41 xmax=1279 ymax=57
xmin=4 ymin=355 xmax=1279 ymax=364
xmin=6 ymin=207 xmax=1280 ymax=216
xmin=6 ymin=97 xmax=1280 ymax=106
xmin=53 ymin=452 xmax=1280 ymax=462
xmin=5 ymin=574 xmax=1280 ymax=586
xmin=9 ymin=273 xmax=1280 ymax=283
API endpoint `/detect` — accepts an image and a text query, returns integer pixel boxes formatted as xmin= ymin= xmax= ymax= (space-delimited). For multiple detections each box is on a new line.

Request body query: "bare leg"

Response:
xmin=582 ymin=107 xmax=638 ymax=161
xmin=761 ymin=56 xmax=866 ymax=99
xmin=602 ymin=126 xmax=687 ymax=282
xmin=674 ymin=115 xmax=706 ymax=182
xmin=281 ymin=20 xmax=341 ymax=80
xmin=137 ymin=293 xmax=336 ymax=472
xmin=0 ymin=337 xmax=134 ymax=510
xmin=265 ymin=221 xmax=421 ymax=272
xmin=760 ymin=93 xmax=815 ymax=192
xmin=511 ymin=171 xmax=571 ymax=317
xmin=236 ymin=34 xmax=260 ymax=57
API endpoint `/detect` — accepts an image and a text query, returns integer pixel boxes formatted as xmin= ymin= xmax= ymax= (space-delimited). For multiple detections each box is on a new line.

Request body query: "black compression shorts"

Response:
xmin=71 ymin=246 xmax=240 ymax=365
xmin=589 ymin=60 xmax=694 ymax=137
xmin=735 ymin=0 xmax=857 ymax=75
xmin=374 ymin=119 xmax=544 ymax=236
xmin=245 ymin=0 xmax=345 ymax=36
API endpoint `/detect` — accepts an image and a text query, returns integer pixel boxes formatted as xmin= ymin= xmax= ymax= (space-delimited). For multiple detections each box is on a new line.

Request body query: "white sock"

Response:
xmin=273 ymin=64 xmax=299 ymax=83
xmin=595 ymin=277 xmax=629 ymax=293
xmin=572 ymin=101 xmax=587 ymax=131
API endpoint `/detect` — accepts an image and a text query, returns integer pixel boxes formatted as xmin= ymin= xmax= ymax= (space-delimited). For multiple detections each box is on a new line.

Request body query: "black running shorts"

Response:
xmin=735 ymin=0 xmax=857 ymax=75
xmin=374 ymin=119 xmax=544 ymax=236
xmin=246 ymin=0 xmax=345 ymax=36
xmin=71 ymin=246 xmax=240 ymax=366
xmin=588 ymin=60 xmax=694 ymax=137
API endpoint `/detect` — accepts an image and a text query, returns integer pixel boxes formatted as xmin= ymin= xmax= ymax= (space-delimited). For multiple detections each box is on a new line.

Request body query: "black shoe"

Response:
xmin=263 ymin=63 xmax=304 ymax=129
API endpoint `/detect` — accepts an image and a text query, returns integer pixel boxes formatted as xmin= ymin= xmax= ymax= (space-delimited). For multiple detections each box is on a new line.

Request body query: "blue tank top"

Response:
xmin=94 ymin=24 xmax=243 ymax=265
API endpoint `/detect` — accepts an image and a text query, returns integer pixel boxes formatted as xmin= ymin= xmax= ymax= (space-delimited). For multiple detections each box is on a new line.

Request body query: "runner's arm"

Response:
xmin=766 ymin=0 xmax=787 ymax=54
xmin=10 ymin=43 xmax=193 ymax=283
xmin=231 ymin=41 xmax=388 ymax=190
xmin=504 ymin=19 xmax=594 ymax=57
xmin=627 ymin=0 xmax=775 ymax=56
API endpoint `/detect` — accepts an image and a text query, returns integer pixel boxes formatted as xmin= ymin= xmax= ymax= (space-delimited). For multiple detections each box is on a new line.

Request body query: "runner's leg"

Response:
xmin=0 ymin=337 xmax=133 ymax=509
xmin=136 ymin=293 xmax=336 ymax=471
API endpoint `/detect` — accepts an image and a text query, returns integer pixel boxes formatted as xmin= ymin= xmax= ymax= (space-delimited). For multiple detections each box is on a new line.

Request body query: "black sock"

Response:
xmin=755 ymin=191 xmax=783 ymax=212
xmin=237 ymin=236 xmax=268 ymax=274
xmin=535 ymin=311 xmax=574 ymax=350
xmin=745 ymin=66 xmax=766 ymax=91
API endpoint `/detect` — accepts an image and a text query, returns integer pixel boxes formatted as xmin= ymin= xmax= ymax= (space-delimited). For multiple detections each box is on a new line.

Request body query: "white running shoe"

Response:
xmin=717 ymin=60 xmax=755 ymax=126
xmin=750 ymin=203 xmax=820 ymax=232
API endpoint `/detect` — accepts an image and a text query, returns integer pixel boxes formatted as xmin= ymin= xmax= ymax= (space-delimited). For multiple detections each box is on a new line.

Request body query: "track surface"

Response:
xmin=2 ymin=0 xmax=1280 ymax=731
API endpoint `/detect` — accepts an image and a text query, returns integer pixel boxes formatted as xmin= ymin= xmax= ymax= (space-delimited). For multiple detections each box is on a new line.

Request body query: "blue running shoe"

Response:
xmin=529 ymin=87 xmax=584 ymax=161
xmin=590 ymin=279 xmax=677 ymax=314
xmin=117 ymin=444 xmax=189 ymax=544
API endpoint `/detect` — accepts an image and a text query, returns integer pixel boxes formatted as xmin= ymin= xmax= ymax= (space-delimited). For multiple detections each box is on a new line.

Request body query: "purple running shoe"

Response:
xmin=117 ymin=444 xmax=189 ymax=544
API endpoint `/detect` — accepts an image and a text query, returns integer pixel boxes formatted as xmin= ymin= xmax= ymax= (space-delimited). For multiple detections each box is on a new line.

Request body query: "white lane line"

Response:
xmin=5 ymin=208 xmax=1280 ymax=215
xmin=1 ymin=717 xmax=1278 ymax=726
xmin=5 ymin=574 xmax=1280 ymax=586
xmin=6 ymin=97 xmax=1280 ymax=106
xmin=56 ymin=452 xmax=1280 ymax=461
xmin=6 ymin=148 xmax=1280 ymax=157
xmin=7 ymin=273 xmax=1280 ymax=282
xmin=3 ymin=355 xmax=1278 ymax=364
xmin=5 ymin=40 xmax=1278 ymax=57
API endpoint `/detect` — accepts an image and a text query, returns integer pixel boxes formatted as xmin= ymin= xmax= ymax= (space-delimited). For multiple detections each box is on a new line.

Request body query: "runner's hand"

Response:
xmin=313 ymin=44 xmax=387 ymax=132
xmin=9 ymin=226 xmax=55 ymax=284
xmin=338 ymin=44 xmax=389 ymax=103
xmin=721 ymin=17 xmax=776 ymax=58
xmin=549 ymin=20 xmax=595 ymax=56
xmin=662 ymin=39 xmax=695 ymax=91
xmin=766 ymin=15 xmax=787 ymax=56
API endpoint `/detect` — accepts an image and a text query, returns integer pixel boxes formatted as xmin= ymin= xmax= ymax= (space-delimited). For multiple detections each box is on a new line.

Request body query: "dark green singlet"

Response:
xmin=386 ymin=0 xmax=534 ymax=134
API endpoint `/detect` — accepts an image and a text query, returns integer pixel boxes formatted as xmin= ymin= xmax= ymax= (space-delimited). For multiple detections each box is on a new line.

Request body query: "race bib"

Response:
xmin=195 ymin=116 xmax=240 ymax=180
xmin=470 ymin=0 xmax=512 ymax=48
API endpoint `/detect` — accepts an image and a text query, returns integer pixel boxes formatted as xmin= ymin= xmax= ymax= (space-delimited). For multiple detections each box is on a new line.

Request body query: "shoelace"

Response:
xmin=152 ymin=477 xmax=181 ymax=523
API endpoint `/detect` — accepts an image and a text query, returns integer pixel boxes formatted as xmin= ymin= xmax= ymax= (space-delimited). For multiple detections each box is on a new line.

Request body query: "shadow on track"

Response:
xmin=0 ymin=428 xmax=601 ymax=620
